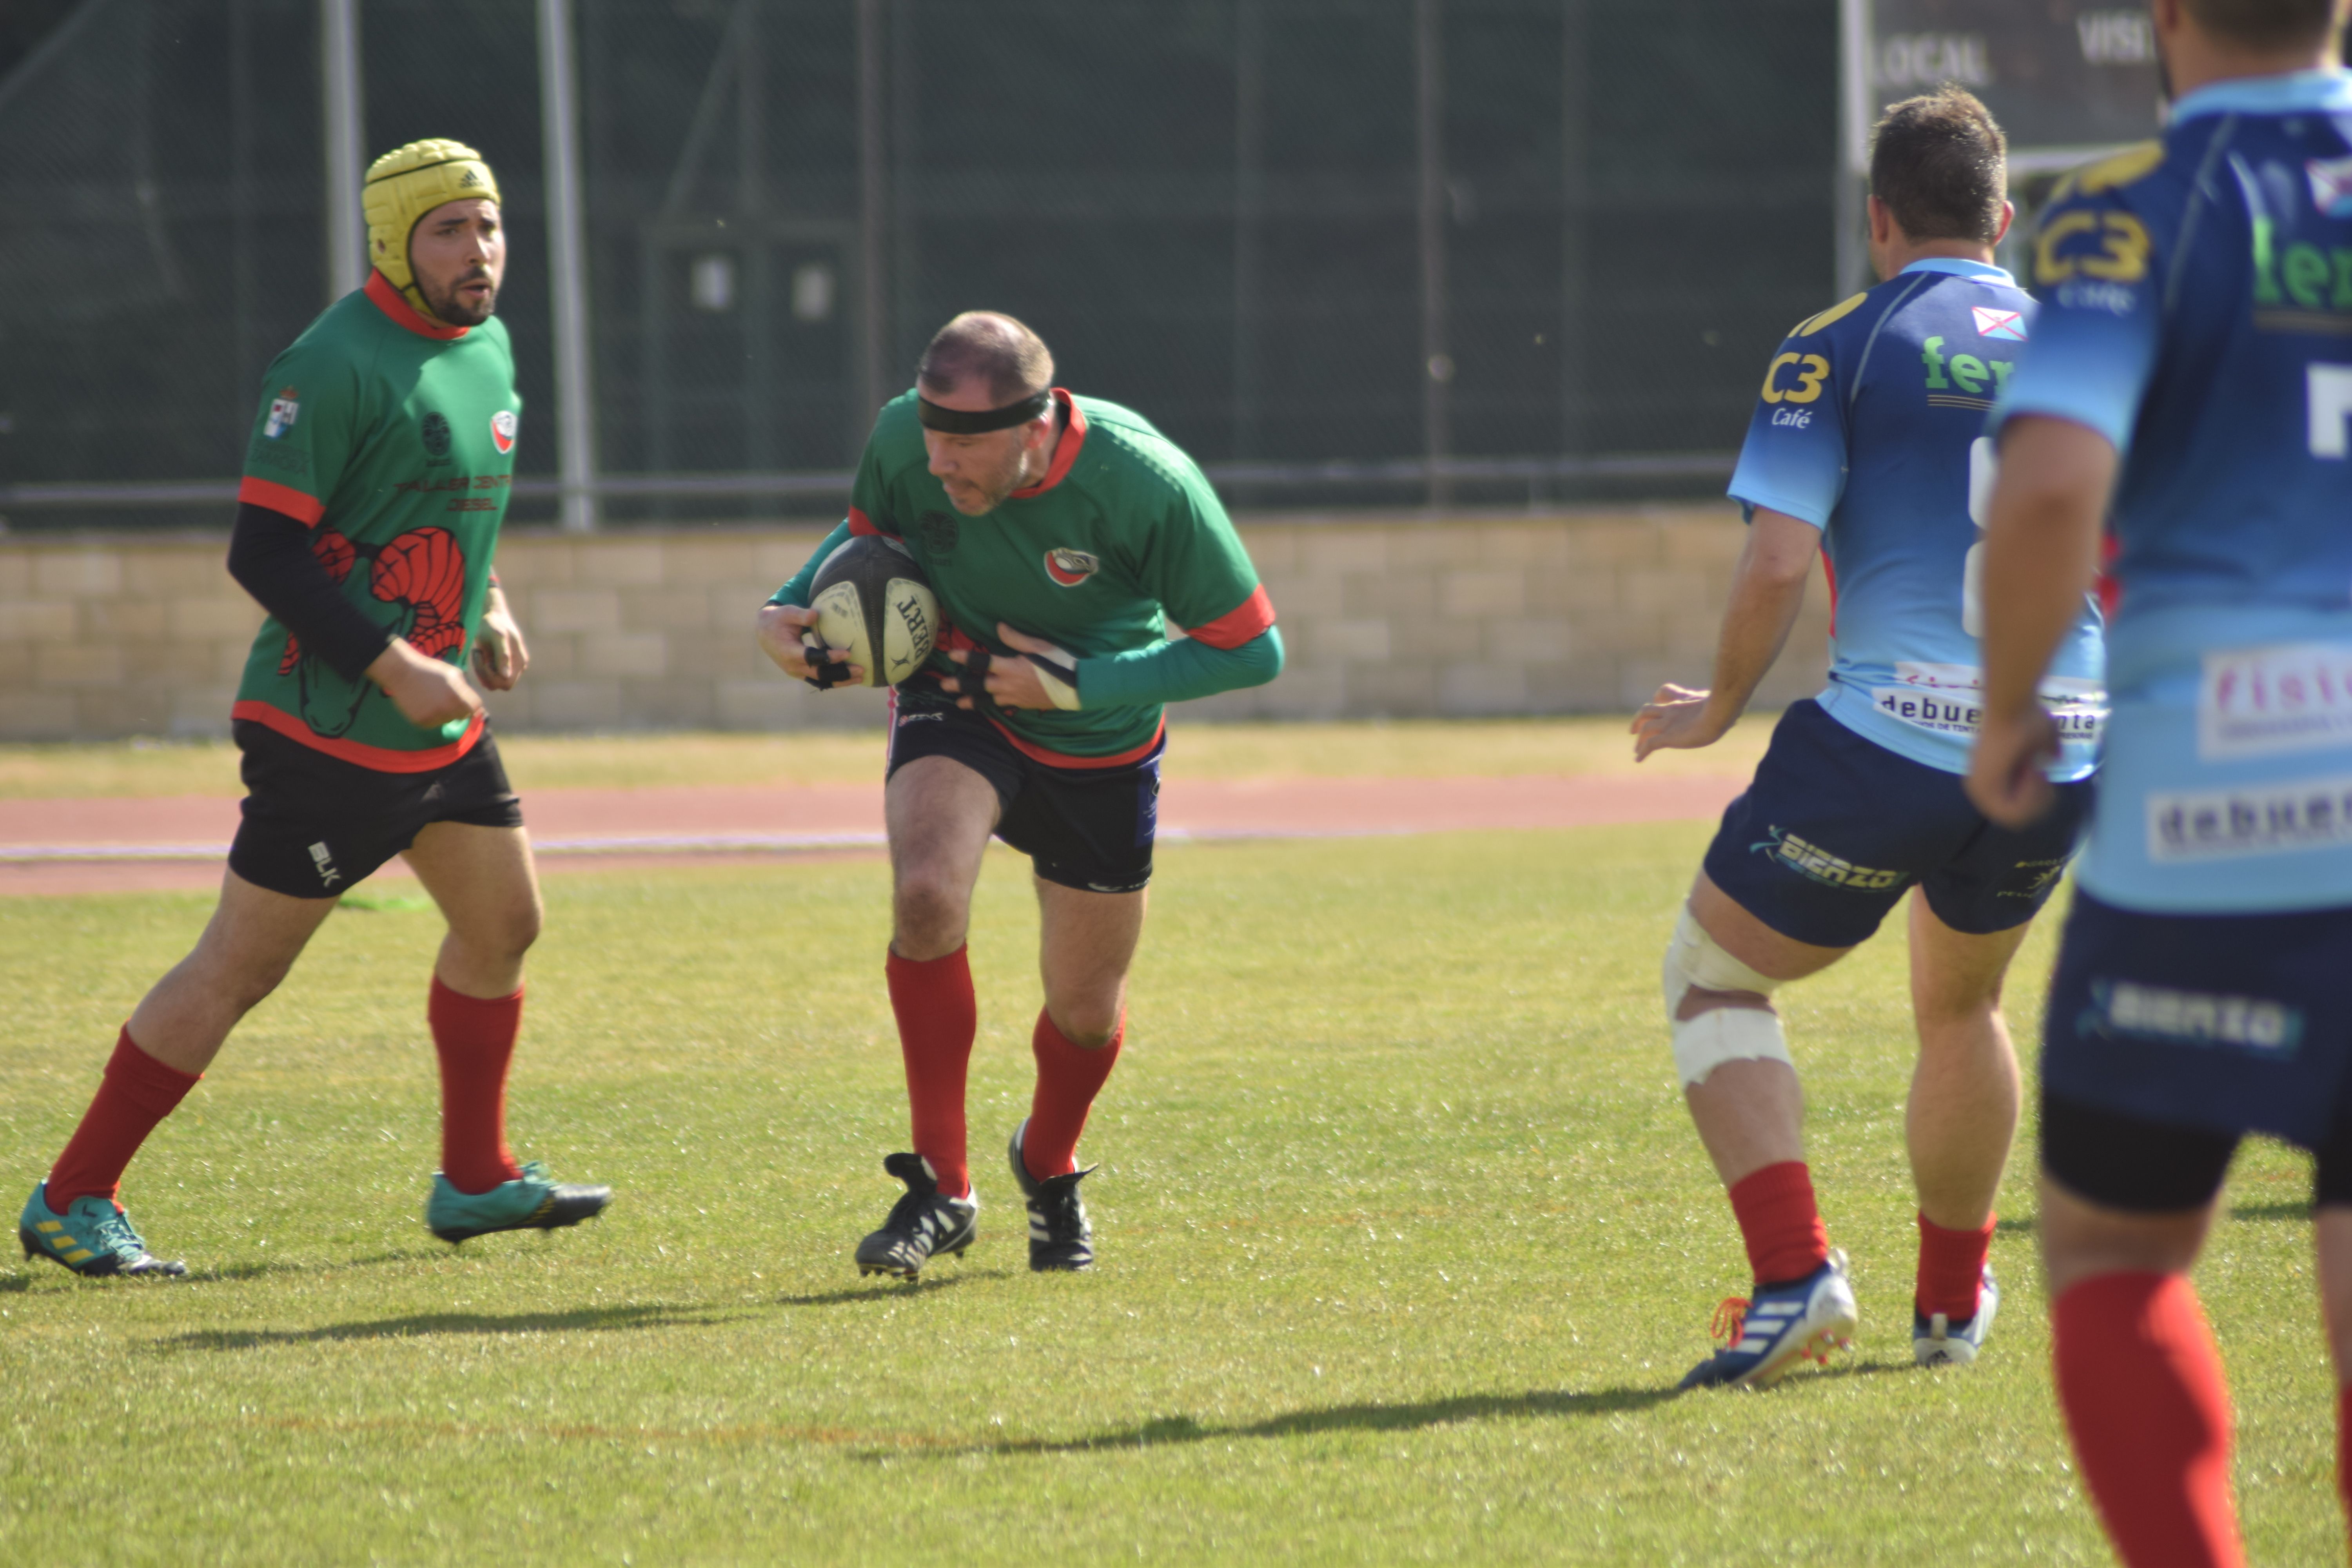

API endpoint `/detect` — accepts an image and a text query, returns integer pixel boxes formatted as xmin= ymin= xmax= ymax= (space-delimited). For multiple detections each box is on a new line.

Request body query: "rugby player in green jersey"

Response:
xmin=19 ymin=141 xmax=608 ymax=1280
xmin=759 ymin=313 xmax=1283 ymax=1275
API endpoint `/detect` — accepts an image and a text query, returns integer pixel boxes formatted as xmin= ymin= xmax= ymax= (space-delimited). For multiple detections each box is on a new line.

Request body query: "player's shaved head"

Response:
xmin=2181 ymin=0 xmax=2345 ymax=49
xmin=918 ymin=312 xmax=1054 ymax=406
xmin=1869 ymin=87 xmax=2006 ymax=247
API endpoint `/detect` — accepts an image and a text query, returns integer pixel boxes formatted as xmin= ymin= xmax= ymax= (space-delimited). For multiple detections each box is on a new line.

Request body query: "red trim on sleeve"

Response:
xmin=1009 ymin=391 xmax=1089 ymax=499
xmin=364 ymin=270 xmax=470 ymax=340
xmin=238 ymin=476 xmax=326 ymax=527
xmin=1176 ymin=584 xmax=1276 ymax=650
xmin=847 ymin=506 xmax=892 ymax=538
xmin=232 ymin=700 xmax=486 ymax=773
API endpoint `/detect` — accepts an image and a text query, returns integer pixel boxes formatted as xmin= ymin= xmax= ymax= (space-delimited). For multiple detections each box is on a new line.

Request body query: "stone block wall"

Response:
xmin=0 ymin=505 xmax=1829 ymax=740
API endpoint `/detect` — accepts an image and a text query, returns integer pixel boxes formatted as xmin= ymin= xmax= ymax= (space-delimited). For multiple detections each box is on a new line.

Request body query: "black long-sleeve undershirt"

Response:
xmin=224 ymin=502 xmax=395 ymax=682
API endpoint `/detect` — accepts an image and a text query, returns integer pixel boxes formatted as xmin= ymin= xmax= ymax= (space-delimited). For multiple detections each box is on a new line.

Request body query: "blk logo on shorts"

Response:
xmin=307 ymin=840 xmax=343 ymax=890
xmin=1044 ymin=547 xmax=1099 ymax=587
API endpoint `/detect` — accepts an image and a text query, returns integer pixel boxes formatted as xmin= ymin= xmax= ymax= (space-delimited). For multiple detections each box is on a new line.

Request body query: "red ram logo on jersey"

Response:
xmin=490 ymin=410 xmax=518 ymax=454
xmin=1044 ymin=547 xmax=1098 ymax=587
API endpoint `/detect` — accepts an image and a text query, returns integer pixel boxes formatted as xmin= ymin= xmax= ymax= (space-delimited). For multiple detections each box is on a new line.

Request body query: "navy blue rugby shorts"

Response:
xmin=886 ymin=696 xmax=1161 ymax=895
xmin=1700 ymin=699 xmax=2091 ymax=949
xmin=2042 ymin=893 xmax=2352 ymax=1169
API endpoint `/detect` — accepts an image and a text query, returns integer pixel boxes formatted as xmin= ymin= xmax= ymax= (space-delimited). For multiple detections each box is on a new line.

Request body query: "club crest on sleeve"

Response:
xmin=265 ymin=388 xmax=300 ymax=439
xmin=1971 ymin=307 xmax=2028 ymax=342
xmin=1044 ymin=547 xmax=1099 ymax=587
xmin=2307 ymin=156 xmax=2352 ymax=217
xmin=490 ymin=410 xmax=518 ymax=454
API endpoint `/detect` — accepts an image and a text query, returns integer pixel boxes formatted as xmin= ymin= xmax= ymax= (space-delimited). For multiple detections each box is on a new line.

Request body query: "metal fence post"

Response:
xmin=858 ymin=0 xmax=889 ymax=429
xmin=319 ymin=0 xmax=365 ymax=301
xmin=1416 ymin=0 xmax=1451 ymax=510
xmin=538 ymin=0 xmax=600 ymax=532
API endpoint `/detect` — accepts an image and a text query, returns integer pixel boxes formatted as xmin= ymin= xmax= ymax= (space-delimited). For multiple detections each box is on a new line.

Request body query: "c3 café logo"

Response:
xmin=1044 ymin=547 xmax=1099 ymax=587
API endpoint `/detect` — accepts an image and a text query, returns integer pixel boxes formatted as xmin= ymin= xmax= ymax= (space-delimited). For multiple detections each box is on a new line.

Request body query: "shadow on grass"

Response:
xmin=2 ymin=1248 xmax=431 ymax=1292
xmin=2229 ymin=1200 xmax=2311 ymax=1222
xmin=154 ymin=1300 xmax=739 ymax=1352
xmin=880 ymin=1383 xmax=1686 ymax=1460
xmin=1994 ymin=1216 xmax=2038 ymax=1236
xmin=775 ymin=1270 xmax=1005 ymax=1308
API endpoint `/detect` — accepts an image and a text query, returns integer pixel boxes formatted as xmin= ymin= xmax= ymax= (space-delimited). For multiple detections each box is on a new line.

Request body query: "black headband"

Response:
xmin=917 ymin=389 xmax=1052 ymax=434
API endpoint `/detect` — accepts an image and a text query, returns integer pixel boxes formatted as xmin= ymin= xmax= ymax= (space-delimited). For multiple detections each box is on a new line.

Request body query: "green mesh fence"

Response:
xmin=0 ymin=0 xmax=1835 ymax=530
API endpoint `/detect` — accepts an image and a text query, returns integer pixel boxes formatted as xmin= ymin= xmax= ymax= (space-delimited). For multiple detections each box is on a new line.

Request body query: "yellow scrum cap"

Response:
xmin=363 ymin=139 xmax=501 ymax=311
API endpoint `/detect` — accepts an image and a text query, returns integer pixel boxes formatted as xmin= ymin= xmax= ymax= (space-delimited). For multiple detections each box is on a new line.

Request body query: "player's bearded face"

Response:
xmin=924 ymin=420 xmax=1050 ymax=515
xmin=408 ymin=199 xmax=506 ymax=327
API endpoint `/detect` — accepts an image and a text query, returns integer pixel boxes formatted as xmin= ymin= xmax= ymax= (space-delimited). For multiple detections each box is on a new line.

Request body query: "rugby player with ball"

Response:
xmin=758 ymin=312 xmax=1282 ymax=1277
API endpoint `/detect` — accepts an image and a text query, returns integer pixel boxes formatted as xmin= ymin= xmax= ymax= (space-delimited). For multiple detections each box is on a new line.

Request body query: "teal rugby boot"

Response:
xmin=19 ymin=1183 xmax=187 ymax=1278
xmin=426 ymin=1161 xmax=612 ymax=1244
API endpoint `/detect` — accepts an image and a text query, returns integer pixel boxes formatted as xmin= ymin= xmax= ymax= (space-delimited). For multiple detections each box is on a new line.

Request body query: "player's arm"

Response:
xmin=756 ymin=517 xmax=873 ymax=686
xmin=1635 ymin=316 xmax=1846 ymax=759
xmin=954 ymin=618 xmax=1284 ymax=712
xmin=225 ymin=502 xmax=393 ymax=680
xmin=1632 ymin=508 xmax=1817 ymax=759
xmin=1965 ymin=172 xmax=2159 ymax=824
xmin=1965 ymin=418 xmax=2114 ymax=826
xmin=471 ymin=573 xmax=529 ymax=692
xmin=959 ymin=470 xmax=1284 ymax=712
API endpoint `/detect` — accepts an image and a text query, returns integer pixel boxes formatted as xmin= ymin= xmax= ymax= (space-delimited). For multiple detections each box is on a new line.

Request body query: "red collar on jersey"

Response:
xmin=365 ymin=270 xmax=471 ymax=340
xmin=1009 ymin=390 xmax=1086 ymax=499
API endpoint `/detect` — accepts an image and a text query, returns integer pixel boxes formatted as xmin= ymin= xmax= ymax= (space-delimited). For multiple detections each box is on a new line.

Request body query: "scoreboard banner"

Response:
xmin=1844 ymin=0 xmax=2163 ymax=174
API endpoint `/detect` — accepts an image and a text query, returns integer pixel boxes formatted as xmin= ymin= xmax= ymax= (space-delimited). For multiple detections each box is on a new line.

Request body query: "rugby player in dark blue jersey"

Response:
xmin=1634 ymin=90 xmax=2106 ymax=1388
xmin=1973 ymin=2 xmax=2352 ymax=1560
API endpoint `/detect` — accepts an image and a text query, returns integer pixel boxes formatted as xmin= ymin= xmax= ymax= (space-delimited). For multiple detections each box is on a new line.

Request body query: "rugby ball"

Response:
xmin=808 ymin=534 xmax=939 ymax=688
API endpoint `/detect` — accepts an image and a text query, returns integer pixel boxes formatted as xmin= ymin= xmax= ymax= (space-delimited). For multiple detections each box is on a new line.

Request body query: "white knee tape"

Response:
xmin=1663 ymin=907 xmax=1793 ymax=1087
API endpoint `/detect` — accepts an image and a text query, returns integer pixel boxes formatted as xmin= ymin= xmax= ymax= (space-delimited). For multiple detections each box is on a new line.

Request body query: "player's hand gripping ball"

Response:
xmin=805 ymin=535 xmax=939 ymax=688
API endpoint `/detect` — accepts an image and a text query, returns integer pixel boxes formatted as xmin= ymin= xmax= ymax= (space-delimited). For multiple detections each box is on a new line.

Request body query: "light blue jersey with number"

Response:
xmin=1729 ymin=259 xmax=2105 ymax=781
xmin=1993 ymin=70 xmax=2352 ymax=914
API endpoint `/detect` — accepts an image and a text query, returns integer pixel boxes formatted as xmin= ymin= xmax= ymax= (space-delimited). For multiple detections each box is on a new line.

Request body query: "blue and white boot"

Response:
xmin=1679 ymin=1249 xmax=1858 ymax=1389
xmin=1913 ymin=1266 xmax=1999 ymax=1368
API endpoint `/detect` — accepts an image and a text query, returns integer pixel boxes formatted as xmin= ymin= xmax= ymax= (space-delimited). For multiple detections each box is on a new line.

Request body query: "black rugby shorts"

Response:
xmin=885 ymin=699 xmax=1160 ymax=894
xmin=227 ymin=719 xmax=524 ymax=899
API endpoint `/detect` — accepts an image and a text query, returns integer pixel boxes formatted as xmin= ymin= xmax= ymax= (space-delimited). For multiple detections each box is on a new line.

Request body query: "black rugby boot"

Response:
xmin=855 ymin=1152 xmax=977 ymax=1279
xmin=1007 ymin=1118 xmax=1097 ymax=1272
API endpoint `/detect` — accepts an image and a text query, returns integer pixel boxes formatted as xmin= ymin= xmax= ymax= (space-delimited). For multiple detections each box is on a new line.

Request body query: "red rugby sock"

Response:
xmin=1022 ymin=1009 xmax=1122 ymax=1183
xmin=1726 ymin=1160 xmax=1829 ymax=1287
xmin=45 ymin=1028 xmax=201 ymax=1210
xmin=430 ymin=978 xmax=525 ymax=1196
xmin=886 ymin=946 xmax=975 ymax=1199
xmin=2053 ymin=1272 xmax=2244 ymax=1568
xmin=2339 ymin=1385 xmax=2352 ymax=1538
xmin=1915 ymin=1210 xmax=1995 ymax=1322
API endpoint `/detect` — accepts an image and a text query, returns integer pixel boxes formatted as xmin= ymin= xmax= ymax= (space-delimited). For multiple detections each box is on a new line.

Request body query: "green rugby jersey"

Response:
xmin=795 ymin=389 xmax=1274 ymax=763
xmin=232 ymin=272 xmax=521 ymax=770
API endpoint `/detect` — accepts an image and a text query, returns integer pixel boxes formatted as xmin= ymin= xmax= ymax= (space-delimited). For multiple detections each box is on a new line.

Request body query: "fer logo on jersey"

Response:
xmin=490 ymin=410 xmax=518 ymax=454
xmin=265 ymin=388 xmax=300 ymax=439
xmin=1044 ymin=547 xmax=1099 ymax=587
xmin=1970 ymin=307 xmax=2027 ymax=342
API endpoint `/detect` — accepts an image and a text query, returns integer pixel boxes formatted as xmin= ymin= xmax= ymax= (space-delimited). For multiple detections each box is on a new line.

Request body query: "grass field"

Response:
xmin=0 ymin=737 xmax=2337 ymax=1563
xmin=0 ymin=715 xmax=1776 ymax=799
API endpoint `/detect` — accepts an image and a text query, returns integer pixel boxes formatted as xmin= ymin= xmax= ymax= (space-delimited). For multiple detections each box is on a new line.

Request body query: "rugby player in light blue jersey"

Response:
xmin=1971 ymin=2 xmax=2352 ymax=1560
xmin=1632 ymin=88 xmax=2105 ymax=1390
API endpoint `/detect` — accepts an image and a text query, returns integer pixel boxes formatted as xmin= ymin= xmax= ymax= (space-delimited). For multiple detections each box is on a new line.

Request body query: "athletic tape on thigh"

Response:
xmin=1663 ymin=906 xmax=1791 ymax=1087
